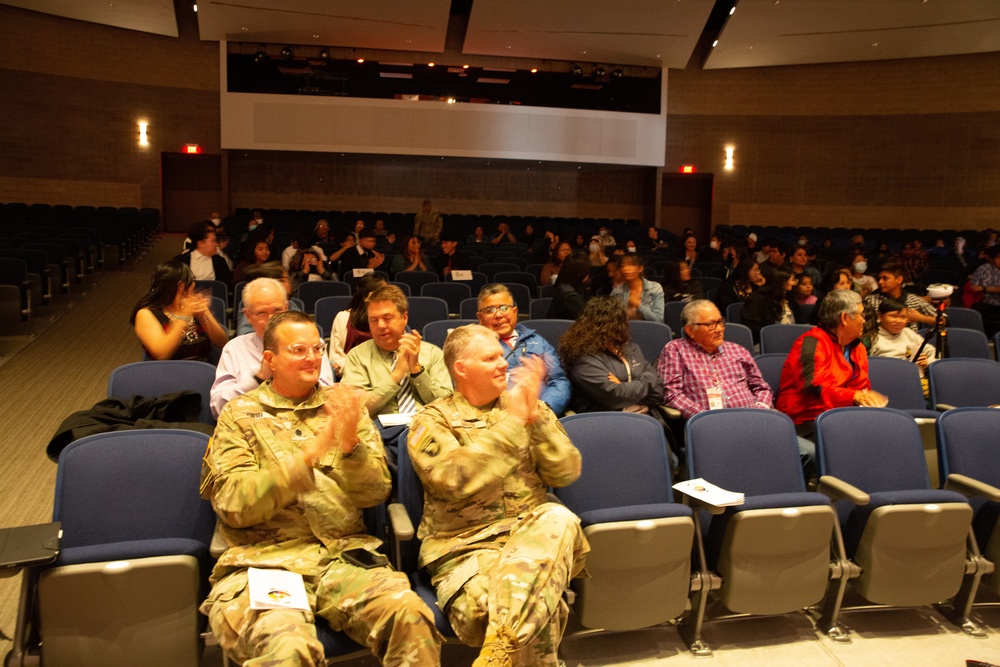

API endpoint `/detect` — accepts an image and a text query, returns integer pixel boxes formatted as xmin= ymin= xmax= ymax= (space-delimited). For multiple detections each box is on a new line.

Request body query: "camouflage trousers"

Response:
xmin=202 ymin=559 xmax=442 ymax=666
xmin=428 ymin=503 xmax=588 ymax=667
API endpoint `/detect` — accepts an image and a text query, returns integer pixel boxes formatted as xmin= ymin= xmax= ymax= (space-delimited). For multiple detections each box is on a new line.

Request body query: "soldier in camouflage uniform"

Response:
xmin=408 ymin=324 xmax=589 ymax=667
xmin=200 ymin=311 xmax=442 ymax=666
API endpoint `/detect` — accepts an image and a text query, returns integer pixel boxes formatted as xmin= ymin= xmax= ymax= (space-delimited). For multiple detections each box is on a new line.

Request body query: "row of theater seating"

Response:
xmin=0 ymin=205 xmax=160 ymax=334
xmin=10 ymin=357 xmax=1000 ymax=664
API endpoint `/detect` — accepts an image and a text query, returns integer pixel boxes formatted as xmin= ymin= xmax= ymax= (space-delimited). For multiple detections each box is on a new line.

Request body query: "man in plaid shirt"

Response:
xmin=657 ymin=300 xmax=773 ymax=418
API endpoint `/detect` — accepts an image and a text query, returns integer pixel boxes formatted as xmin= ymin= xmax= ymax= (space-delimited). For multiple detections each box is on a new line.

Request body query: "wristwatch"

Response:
xmin=410 ymin=364 xmax=424 ymax=377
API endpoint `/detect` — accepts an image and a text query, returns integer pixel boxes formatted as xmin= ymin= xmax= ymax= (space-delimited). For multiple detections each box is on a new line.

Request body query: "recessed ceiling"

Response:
xmin=195 ymin=0 xmax=452 ymax=52
xmin=1 ymin=0 xmax=178 ymax=37
xmin=463 ymin=0 xmax=715 ymax=68
xmin=705 ymin=0 xmax=1000 ymax=69
xmin=3 ymin=0 xmax=998 ymax=69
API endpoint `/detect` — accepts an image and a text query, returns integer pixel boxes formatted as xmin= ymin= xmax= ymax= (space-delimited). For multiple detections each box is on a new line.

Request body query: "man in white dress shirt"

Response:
xmin=210 ymin=278 xmax=334 ymax=418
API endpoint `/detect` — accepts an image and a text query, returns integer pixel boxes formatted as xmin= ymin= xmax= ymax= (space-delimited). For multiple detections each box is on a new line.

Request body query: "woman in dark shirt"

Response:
xmin=548 ymin=250 xmax=591 ymax=320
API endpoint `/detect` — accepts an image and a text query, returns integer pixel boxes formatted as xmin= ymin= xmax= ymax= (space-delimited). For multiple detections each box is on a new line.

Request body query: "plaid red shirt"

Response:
xmin=657 ymin=338 xmax=774 ymax=419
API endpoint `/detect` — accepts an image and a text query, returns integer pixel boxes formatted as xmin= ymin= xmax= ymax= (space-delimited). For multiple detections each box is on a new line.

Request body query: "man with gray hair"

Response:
xmin=657 ymin=300 xmax=773 ymax=418
xmin=475 ymin=283 xmax=571 ymax=415
xmin=776 ymin=289 xmax=887 ymax=439
xmin=210 ymin=277 xmax=334 ymax=418
xmin=408 ymin=324 xmax=588 ymax=667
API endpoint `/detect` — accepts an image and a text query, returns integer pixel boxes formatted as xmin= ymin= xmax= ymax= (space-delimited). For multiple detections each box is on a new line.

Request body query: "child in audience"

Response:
xmin=870 ymin=297 xmax=935 ymax=396
xmin=793 ymin=274 xmax=817 ymax=306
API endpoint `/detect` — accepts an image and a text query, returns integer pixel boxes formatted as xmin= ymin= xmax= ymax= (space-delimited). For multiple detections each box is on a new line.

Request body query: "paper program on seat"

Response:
xmin=673 ymin=478 xmax=745 ymax=507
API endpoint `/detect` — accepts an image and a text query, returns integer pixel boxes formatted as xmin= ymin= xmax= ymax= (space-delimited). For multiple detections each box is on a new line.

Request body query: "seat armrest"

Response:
xmin=818 ymin=475 xmax=870 ymax=505
xmin=945 ymin=474 xmax=1000 ymax=502
xmin=935 ymin=403 xmax=957 ymax=411
xmin=681 ymin=495 xmax=726 ymax=515
xmin=388 ymin=503 xmax=414 ymax=541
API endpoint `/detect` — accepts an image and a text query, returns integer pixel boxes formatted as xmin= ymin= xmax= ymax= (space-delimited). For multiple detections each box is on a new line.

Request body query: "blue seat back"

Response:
xmin=423 ymin=319 xmax=477 ymax=349
xmin=314 ymin=295 xmax=353 ymax=339
xmin=107 ymin=360 xmax=217 ymax=425
xmin=929 ymin=358 xmax=1000 ymax=408
xmin=867 ymin=356 xmax=929 ymax=411
xmin=405 ymin=296 xmax=449 ymax=333
xmin=759 ymin=324 xmax=812 ymax=355
xmin=628 ymin=320 xmax=673 ymax=364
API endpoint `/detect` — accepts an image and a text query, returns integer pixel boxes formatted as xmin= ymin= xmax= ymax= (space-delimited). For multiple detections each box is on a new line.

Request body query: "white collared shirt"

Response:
xmin=189 ymin=249 xmax=215 ymax=280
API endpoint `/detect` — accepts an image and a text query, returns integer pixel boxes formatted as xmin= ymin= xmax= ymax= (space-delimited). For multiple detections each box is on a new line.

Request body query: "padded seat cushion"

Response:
xmin=578 ymin=503 xmax=692 ymax=529
xmin=843 ymin=489 xmax=968 ymax=556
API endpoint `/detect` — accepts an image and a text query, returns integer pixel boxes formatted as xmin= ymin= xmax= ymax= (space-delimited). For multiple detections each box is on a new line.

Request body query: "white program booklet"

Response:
xmin=451 ymin=270 xmax=473 ymax=281
xmin=673 ymin=478 xmax=745 ymax=507
xmin=378 ymin=413 xmax=413 ymax=427
xmin=248 ymin=567 xmax=310 ymax=611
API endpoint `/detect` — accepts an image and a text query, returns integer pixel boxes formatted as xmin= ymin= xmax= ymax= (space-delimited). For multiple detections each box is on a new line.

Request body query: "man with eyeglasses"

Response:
xmin=210 ymin=277 xmax=333 ymax=418
xmin=657 ymin=300 xmax=773 ymax=419
xmin=475 ymin=284 xmax=571 ymax=416
xmin=201 ymin=310 xmax=442 ymax=665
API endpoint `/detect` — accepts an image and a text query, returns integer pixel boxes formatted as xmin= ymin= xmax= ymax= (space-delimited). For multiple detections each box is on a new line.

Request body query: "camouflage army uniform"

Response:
xmin=408 ymin=391 xmax=589 ymax=666
xmin=200 ymin=382 xmax=441 ymax=667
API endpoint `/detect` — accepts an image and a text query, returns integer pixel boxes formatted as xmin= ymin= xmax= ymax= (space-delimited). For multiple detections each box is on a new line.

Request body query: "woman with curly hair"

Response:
xmin=559 ymin=296 xmax=664 ymax=413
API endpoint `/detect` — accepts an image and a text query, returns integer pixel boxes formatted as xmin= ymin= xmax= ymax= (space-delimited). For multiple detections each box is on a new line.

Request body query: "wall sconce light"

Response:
xmin=725 ymin=145 xmax=735 ymax=171
xmin=593 ymin=66 xmax=607 ymax=79
xmin=280 ymin=46 xmax=293 ymax=60
xmin=318 ymin=48 xmax=330 ymax=60
xmin=138 ymin=121 xmax=149 ymax=147
xmin=570 ymin=64 xmax=583 ymax=77
xmin=611 ymin=68 xmax=624 ymax=79
xmin=253 ymin=48 xmax=267 ymax=65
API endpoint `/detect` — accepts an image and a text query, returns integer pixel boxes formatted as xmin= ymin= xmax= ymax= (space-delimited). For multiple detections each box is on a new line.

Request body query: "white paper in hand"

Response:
xmin=248 ymin=567 xmax=311 ymax=611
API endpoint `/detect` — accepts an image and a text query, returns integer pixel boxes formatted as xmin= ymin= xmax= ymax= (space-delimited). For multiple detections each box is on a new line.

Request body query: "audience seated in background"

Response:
xmin=201 ymin=311 xmax=441 ymax=665
xmin=560 ymin=296 xmax=664 ymax=413
xmin=232 ymin=233 xmax=272 ymax=286
xmin=466 ymin=225 xmax=487 ymax=246
xmin=968 ymin=245 xmax=1000 ymax=337
xmin=282 ymin=232 xmax=327 ymax=272
xmin=789 ymin=245 xmax=823 ymax=293
xmin=211 ymin=278 xmax=334 ymax=418
xmin=588 ymin=236 xmax=609 ymax=267
xmin=289 ymin=246 xmax=332 ymax=290
xmin=548 ymin=250 xmax=591 ymax=320
xmin=849 ymin=252 xmax=878 ymax=298
xmin=714 ymin=257 xmax=763 ymax=312
xmin=658 ymin=300 xmax=772 ymax=419
xmin=540 ymin=241 xmax=572 ymax=286
xmin=777 ymin=289 xmax=887 ymax=446
xmin=388 ymin=235 xmax=429 ymax=276
xmin=339 ymin=228 xmax=386 ymax=277
xmin=659 ymin=260 xmax=704 ymax=303
xmin=476 ymin=283 xmax=571 ymax=416
xmin=742 ymin=266 xmax=801 ymax=343
xmin=595 ymin=225 xmax=616 ymax=249
xmin=408 ymin=324 xmax=587 ymax=667
xmin=131 ymin=260 xmax=228 ymax=362
xmin=235 ymin=262 xmax=299 ymax=336
xmin=175 ymin=220 xmax=232 ymax=285
xmin=864 ymin=261 xmax=937 ymax=331
xmin=341 ymin=284 xmax=452 ymax=420
xmin=432 ymin=232 xmax=471 ymax=279
xmin=491 ymin=221 xmax=517 ymax=245
xmin=611 ymin=254 xmax=665 ymax=322
xmin=328 ymin=273 xmax=388 ymax=377
xmin=759 ymin=240 xmax=789 ymax=282
xmin=792 ymin=273 xmax=817 ymax=306
xmin=681 ymin=233 xmax=700 ymax=267
xmin=413 ymin=198 xmax=443 ymax=244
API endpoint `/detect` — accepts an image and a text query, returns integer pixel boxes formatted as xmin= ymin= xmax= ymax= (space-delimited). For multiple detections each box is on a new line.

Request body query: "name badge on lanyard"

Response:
xmin=706 ymin=386 xmax=724 ymax=410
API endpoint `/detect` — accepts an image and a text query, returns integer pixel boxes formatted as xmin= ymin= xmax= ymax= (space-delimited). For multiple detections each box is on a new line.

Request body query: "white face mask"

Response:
xmin=798 ymin=238 xmax=808 ymax=246
xmin=589 ymin=243 xmax=600 ymax=253
xmin=854 ymin=261 xmax=868 ymax=274
xmin=627 ymin=247 xmax=636 ymax=253
xmin=211 ymin=217 xmax=221 ymax=225
xmin=709 ymin=240 xmax=719 ymax=250
xmin=599 ymin=230 xmax=608 ymax=237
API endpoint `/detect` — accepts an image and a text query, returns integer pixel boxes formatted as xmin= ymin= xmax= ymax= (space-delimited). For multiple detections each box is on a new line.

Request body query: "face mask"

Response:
xmin=798 ymin=238 xmax=807 ymax=246
xmin=248 ymin=222 xmax=258 ymax=231
xmin=599 ymin=230 xmax=608 ymax=237
xmin=756 ymin=251 xmax=768 ymax=264
xmin=589 ymin=243 xmax=600 ymax=253
xmin=709 ymin=241 xmax=719 ymax=249
xmin=854 ymin=261 xmax=868 ymax=274
xmin=627 ymin=247 xmax=636 ymax=253
xmin=211 ymin=218 xmax=221 ymax=225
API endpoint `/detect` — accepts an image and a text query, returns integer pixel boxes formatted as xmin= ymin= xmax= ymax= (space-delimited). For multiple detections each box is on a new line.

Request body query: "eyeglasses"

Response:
xmin=691 ymin=319 xmax=726 ymax=331
xmin=249 ymin=307 xmax=288 ymax=319
xmin=478 ymin=305 xmax=515 ymax=315
xmin=280 ymin=342 xmax=327 ymax=359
